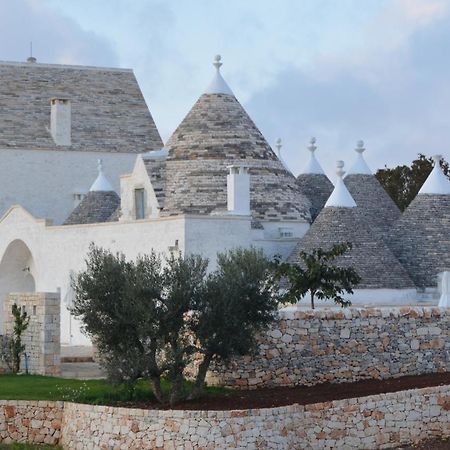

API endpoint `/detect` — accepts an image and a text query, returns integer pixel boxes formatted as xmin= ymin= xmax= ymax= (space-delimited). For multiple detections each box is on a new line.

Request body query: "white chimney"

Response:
xmin=227 ymin=165 xmax=250 ymax=215
xmin=50 ymin=98 xmax=71 ymax=146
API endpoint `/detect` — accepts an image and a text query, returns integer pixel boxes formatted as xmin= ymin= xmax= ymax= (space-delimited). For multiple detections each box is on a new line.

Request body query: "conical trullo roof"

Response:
xmin=162 ymin=56 xmax=310 ymax=222
xmin=289 ymin=162 xmax=415 ymax=290
xmin=64 ymin=160 xmax=120 ymax=225
xmin=296 ymin=138 xmax=333 ymax=221
xmin=387 ymin=155 xmax=450 ymax=288
xmin=344 ymin=141 xmax=401 ymax=238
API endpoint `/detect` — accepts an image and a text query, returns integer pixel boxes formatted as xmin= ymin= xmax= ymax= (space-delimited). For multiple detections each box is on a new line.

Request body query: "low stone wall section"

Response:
xmin=0 ymin=401 xmax=63 ymax=445
xmin=206 ymin=306 xmax=450 ymax=389
xmin=1 ymin=385 xmax=450 ymax=449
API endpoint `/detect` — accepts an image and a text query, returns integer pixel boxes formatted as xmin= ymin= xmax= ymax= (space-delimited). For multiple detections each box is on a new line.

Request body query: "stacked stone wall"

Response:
xmin=4 ymin=292 xmax=60 ymax=376
xmin=207 ymin=307 xmax=450 ymax=389
xmin=0 ymin=401 xmax=62 ymax=445
xmin=1 ymin=385 xmax=450 ymax=449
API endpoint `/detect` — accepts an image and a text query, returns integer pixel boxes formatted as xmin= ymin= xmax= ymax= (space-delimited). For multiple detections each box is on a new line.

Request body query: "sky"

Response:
xmin=1 ymin=0 xmax=450 ymax=178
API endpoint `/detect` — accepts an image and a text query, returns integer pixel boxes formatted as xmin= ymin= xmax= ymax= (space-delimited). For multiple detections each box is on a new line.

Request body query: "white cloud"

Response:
xmin=0 ymin=0 xmax=117 ymax=66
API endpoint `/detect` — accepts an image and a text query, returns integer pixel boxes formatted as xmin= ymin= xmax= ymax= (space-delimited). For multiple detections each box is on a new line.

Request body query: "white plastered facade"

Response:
xmin=0 ymin=148 xmax=136 ymax=225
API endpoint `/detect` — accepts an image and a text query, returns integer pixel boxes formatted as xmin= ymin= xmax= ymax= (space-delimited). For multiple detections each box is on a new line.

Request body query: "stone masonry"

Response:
xmin=4 ymin=292 xmax=60 ymax=376
xmin=207 ymin=307 xmax=450 ymax=389
xmin=1 ymin=385 xmax=450 ymax=449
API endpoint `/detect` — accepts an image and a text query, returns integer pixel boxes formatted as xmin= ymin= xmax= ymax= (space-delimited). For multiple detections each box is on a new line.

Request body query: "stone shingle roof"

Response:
xmin=344 ymin=174 xmax=401 ymax=238
xmin=63 ymin=191 xmax=120 ymax=225
xmin=143 ymin=158 xmax=166 ymax=210
xmin=288 ymin=206 xmax=415 ymax=290
xmin=0 ymin=61 xmax=162 ymax=153
xmin=296 ymin=174 xmax=333 ymax=221
xmin=163 ymin=93 xmax=310 ymax=221
xmin=387 ymin=194 xmax=450 ymax=288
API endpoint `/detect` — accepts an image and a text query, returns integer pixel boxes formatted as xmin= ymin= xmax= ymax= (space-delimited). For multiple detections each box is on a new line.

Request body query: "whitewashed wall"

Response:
xmin=0 ymin=148 xmax=136 ymax=224
xmin=0 ymin=208 xmax=260 ymax=345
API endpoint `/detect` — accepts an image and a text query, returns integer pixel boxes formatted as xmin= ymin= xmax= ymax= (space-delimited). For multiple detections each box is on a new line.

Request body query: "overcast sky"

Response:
xmin=1 ymin=0 xmax=450 ymax=178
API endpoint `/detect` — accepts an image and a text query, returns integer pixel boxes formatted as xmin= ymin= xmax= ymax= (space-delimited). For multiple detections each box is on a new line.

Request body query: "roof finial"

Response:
xmin=97 ymin=158 xmax=103 ymax=173
xmin=213 ymin=55 xmax=223 ymax=71
xmin=324 ymin=160 xmax=357 ymax=208
xmin=356 ymin=140 xmax=365 ymax=154
xmin=90 ymin=159 xmax=114 ymax=192
xmin=336 ymin=160 xmax=345 ymax=178
xmin=205 ymin=55 xmax=234 ymax=95
xmin=308 ymin=137 xmax=317 ymax=153
xmin=275 ymin=138 xmax=282 ymax=157
xmin=419 ymin=154 xmax=450 ymax=195
xmin=27 ymin=41 xmax=37 ymax=63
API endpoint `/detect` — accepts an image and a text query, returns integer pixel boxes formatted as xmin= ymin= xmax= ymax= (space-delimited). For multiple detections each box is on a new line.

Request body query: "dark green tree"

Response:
xmin=276 ymin=243 xmax=361 ymax=309
xmin=71 ymin=245 xmax=280 ymax=405
xmin=375 ymin=154 xmax=450 ymax=211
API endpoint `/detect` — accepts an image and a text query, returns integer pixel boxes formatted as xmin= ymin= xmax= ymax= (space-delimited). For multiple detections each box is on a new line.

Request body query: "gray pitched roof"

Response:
xmin=163 ymin=93 xmax=311 ymax=221
xmin=386 ymin=194 xmax=450 ymax=288
xmin=63 ymin=191 xmax=120 ymax=225
xmin=143 ymin=158 xmax=166 ymax=209
xmin=0 ymin=61 xmax=162 ymax=153
xmin=296 ymin=173 xmax=334 ymax=221
xmin=344 ymin=174 xmax=401 ymax=238
xmin=288 ymin=206 xmax=415 ymax=289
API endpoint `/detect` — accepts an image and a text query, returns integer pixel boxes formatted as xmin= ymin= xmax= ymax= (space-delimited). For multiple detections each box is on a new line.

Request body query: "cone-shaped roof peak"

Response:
xmin=419 ymin=154 xmax=450 ymax=195
xmin=90 ymin=159 xmax=115 ymax=192
xmin=275 ymin=138 xmax=292 ymax=173
xmin=325 ymin=161 xmax=357 ymax=208
xmin=347 ymin=140 xmax=372 ymax=175
xmin=204 ymin=55 xmax=234 ymax=96
xmin=300 ymin=137 xmax=325 ymax=174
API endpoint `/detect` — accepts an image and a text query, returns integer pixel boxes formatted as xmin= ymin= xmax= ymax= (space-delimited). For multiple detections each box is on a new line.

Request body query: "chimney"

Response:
xmin=50 ymin=98 xmax=71 ymax=146
xmin=227 ymin=165 xmax=250 ymax=215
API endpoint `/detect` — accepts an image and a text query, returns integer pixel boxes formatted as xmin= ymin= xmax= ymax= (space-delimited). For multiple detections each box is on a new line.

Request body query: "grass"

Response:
xmin=0 ymin=374 xmax=229 ymax=405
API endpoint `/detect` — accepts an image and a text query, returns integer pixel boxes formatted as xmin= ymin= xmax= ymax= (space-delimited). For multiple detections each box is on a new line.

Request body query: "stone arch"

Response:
xmin=0 ymin=239 xmax=36 ymax=333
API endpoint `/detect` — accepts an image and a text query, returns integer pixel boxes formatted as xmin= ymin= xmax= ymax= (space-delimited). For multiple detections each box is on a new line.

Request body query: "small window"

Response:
xmin=279 ymin=227 xmax=294 ymax=238
xmin=134 ymin=188 xmax=145 ymax=219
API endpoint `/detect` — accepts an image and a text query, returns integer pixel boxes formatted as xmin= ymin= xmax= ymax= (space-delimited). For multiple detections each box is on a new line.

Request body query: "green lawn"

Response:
xmin=0 ymin=374 xmax=228 ymax=405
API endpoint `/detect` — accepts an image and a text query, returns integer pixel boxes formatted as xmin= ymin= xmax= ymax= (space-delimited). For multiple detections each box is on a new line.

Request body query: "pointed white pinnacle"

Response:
xmin=275 ymin=138 xmax=282 ymax=157
xmin=213 ymin=55 xmax=223 ymax=71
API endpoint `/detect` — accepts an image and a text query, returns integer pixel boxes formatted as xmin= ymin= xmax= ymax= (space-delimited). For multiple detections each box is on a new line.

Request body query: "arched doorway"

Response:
xmin=0 ymin=239 xmax=36 ymax=334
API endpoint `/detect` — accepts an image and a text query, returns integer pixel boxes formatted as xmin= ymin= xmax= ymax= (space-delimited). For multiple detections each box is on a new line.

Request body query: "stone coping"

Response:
xmin=279 ymin=305 xmax=446 ymax=320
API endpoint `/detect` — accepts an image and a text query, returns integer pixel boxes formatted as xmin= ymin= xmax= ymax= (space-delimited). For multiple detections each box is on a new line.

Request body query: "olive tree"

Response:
xmin=71 ymin=245 xmax=280 ymax=405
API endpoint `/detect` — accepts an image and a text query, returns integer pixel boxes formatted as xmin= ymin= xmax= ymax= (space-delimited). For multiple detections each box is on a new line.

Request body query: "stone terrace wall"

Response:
xmin=4 ymin=293 xmax=60 ymax=376
xmin=0 ymin=401 xmax=63 ymax=445
xmin=0 ymin=384 xmax=444 ymax=449
xmin=207 ymin=307 xmax=450 ymax=389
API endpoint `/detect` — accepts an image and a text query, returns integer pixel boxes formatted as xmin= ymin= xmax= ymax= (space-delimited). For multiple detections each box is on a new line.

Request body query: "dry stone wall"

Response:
xmin=207 ymin=307 xmax=450 ymax=389
xmin=0 ymin=401 xmax=63 ymax=445
xmin=4 ymin=292 xmax=60 ymax=376
xmin=2 ymin=385 xmax=450 ymax=449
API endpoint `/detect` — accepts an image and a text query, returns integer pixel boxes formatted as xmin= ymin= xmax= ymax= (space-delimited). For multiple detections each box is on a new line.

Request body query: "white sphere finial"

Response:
xmin=336 ymin=160 xmax=345 ymax=178
xmin=275 ymin=138 xmax=282 ymax=157
xmin=97 ymin=158 xmax=103 ymax=173
xmin=356 ymin=140 xmax=365 ymax=154
xmin=213 ymin=55 xmax=222 ymax=71
xmin=308 ymin=137 xmax=317 ymax=153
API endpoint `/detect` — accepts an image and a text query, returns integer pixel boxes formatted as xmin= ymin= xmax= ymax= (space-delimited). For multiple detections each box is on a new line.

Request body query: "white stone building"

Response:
xmin=0 ymin=56 xmax=311 ymax=345
xmin=0 ymin=59 xmax=162 ymax=224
